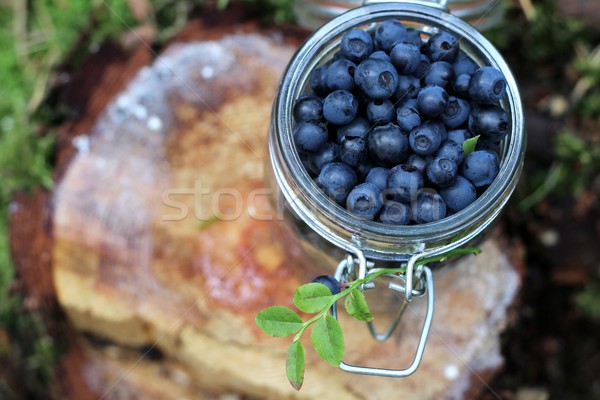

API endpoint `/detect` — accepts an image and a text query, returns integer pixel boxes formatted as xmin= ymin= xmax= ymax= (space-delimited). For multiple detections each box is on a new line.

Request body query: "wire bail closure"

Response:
xmin=331 ymin=251 xmax=434 ymax=377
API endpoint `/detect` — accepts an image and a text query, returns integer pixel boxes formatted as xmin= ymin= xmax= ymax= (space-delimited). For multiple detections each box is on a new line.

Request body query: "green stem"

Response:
xmin=292 ymin=274 xmax=376 ymax=341
xmin=417 ymin=246 xmax=482 ymax=265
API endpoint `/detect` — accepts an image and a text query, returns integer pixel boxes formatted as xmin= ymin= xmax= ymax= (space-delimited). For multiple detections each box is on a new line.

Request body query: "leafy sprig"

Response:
xmin=255 ymin=246 xmax=481 ymax=390
xmin=462 ymin=135 xmax=480 ymax=156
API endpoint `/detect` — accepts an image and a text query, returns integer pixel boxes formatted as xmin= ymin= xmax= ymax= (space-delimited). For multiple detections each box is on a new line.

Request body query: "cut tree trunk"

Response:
xmin=10 ymin=15 xmax=524 ymax=400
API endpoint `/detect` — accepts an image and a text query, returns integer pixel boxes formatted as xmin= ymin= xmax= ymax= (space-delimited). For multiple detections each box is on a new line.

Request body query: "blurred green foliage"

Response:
xmin=576 ymin=282 xmax=600 ymax=320
xmin=247 ymin=0 xmax=295 ymax=24
xmin=0 ymin=0 xmax=137 ymax=393
xmin=492 ymin=0 xmax=600 ymax=322
xmin=554 ymin=131 xmax=600 ymax=194
xmin=486 ymin=0 xmax=584 ymax=90
xmin=0 ymin=0 xmax=139 ymax=303
xmin=518 ymin=0 xmax=584 ymax=64
xmin=572 ymin=43 xmax=600 ymax=120
xmin=518 ymin=130 xmax=600 ymax=211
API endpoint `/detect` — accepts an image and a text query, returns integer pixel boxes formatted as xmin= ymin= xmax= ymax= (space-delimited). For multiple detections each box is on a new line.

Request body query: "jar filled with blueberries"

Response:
xmin=268 ymin=1 xmax=525 ymax=375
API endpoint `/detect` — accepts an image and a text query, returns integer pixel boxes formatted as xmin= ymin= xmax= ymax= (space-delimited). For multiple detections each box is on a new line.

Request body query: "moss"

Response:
xmin=575 ymin=282 xmax=600 ymax=320
xmin=0 ymin=0 xmax=137 ymax=393
xmin=0 ymin=0 xmax=141 ymax=304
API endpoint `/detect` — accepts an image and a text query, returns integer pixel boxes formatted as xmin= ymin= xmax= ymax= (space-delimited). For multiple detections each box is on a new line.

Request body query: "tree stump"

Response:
xmin=11 ymin=20 xmax=524 ymax=400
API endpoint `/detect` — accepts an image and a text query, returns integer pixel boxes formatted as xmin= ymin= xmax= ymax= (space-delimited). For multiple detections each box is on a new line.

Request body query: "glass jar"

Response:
xmin=268 ymin=1 xmax=525 ymax=376
xmin=294 ymin=0 xmax=505 ymax=31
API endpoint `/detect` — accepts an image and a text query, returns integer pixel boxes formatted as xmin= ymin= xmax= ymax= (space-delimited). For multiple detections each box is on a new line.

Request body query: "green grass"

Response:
xmin=0 ymin=0 xmax=139 ymax=393
xmin=0 ymin=0 xmax=139 ymax=300
xmin=576 ymin=282 xmax=600 ymax=320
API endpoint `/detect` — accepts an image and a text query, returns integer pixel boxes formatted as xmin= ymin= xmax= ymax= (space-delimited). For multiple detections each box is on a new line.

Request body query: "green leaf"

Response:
xmin=418 ymin=246 xmax=482 ymax=265
xmin=344 ymin=290 xmax=373 ymax=322
xmin=310 ymin=315 xmax=344 ymax=366
xmin=293 ymin=283 xmax=334 ymax=313
xmin=255 ymin=306 xmax=304 ymax=337
xmin=462 ymin=135 xmax=480 ymax=157
xmin=196 ymin=214 xmax=218 ymax=230
xmin=286 ymin=341 xmax=305 ymax=390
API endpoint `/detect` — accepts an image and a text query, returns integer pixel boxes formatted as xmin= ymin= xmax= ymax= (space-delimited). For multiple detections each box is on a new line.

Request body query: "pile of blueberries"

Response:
xmin=292 ymin=20 xmax=510 ymax=225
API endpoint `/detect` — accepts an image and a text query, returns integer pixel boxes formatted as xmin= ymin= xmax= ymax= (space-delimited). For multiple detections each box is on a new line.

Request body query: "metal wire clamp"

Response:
xmin=331 ymin=252 xmax=434 ymax=377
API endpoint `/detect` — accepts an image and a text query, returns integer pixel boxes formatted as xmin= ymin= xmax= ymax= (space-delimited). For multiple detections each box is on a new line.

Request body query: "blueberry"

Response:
xmin=326 ymin=59 xmax=357 ymax=91
xmin=369 ymin=50 xmax=391 ymax=62
xmin=311 ymin=275 xmax=341 ymax=295
xmin=447 ymin=129 xmax=472 ymax=145
xmin=436 ymin=140 xmax=464 ymax=165
xmin=374 ymin=20 xmax=407 ymax=52
xmin=398 ymin=98 xmax=418 ymax=109
xmin=414 ymin=54 xmax=431 ymax=79
xmin=394 ymin=75 xmax=421 ymax=100
xmin=387 ymin=164 xmax=424 ymax=202
xmin=433 ymin=120 xmax=448 ymax=142
xmin=476 ymin=139 xmax=500 ymax=152
xmin=461 ymin=150 xmax=500 ymax=187
xmin=367 ymin=99 xmax=395 ymax=125
xmin=390 ymin=43 xmax=421 ymax=75
xmin=426 ymin=31 xmax=459 ymax=62
xmin=441 ymin=96 xmax=471 ymax=129
xmin=336 ymin=117 xmax=370 ymax=143
xmin=293 ymin=121 xmax=328 ymax=152
xmin=300 ymin=154 xmax=313 ymax=176
xmin=339 ymin=136 xmax=368 ymax=167
xmin=412 ymin=191 xmax=447 ymax=224
xmin=355 ymin=58 xmax=399 ymax=100
xmin=341 ymin=28 xmax=374 ymax=63
xmin=468 ymin=66 xmax=507 ymax=105
xmin=406 ymin=153 xmax=430 ymax=173
xmin=417 ymin=85 xmax=449 ymax=118
xmin=453 ymin=73 xmax=471 ymax=95
xmin=354 ymin=160 xmax=375 ymax=182
xmin=365 ymin=167 xmax=389 ymax=191
xmin=308 ymin=142 xmax=339 ymax=174
xmin=378 ymin=201 xmax=411 ymax=225
xmin=439 ymin=176 xmax=477 ymax=212
xmin=426 ymin=156 xmax=458 ymax=187
xmin=452 ymin=53 xmax=478 ymax=76
xmin=317 ymin=162 xmax=358 ymax=203
xmin=346 ymin=182 xmax=384 ymax=220
xmin=424 ymin=61 xmax=454 ymax=87
xmin=323 ymin=90 xmax=358 ymax=125
xmin=409 ymin=121 xmax=444 ymax=156
xmin=404 ymin=28 xmax=423 ymax=47
xmin=468 ymin=105 xmax=510 ymax=142
xmin=310 ymin=65 xmax=330 ymax=97
xmin=293 ymin=95 xmax=323 ymax=122
xmin=396 ymin=106 xmax=421 ymax=133
xmin=368 ymin=123 xmax=409 ymax=167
